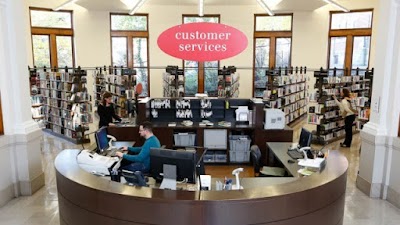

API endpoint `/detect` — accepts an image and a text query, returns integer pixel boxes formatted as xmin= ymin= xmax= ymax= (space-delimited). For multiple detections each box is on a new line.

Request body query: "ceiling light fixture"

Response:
xmin=256 ymin=0 xmax=274 ymax=16
xmin=129 ymin=0 xmax=147 ymax=15
xmin=199 ymin=0 xmax=204 ymax=17
xmin=322 ymin=0 xmax=350 ymax=12
xmin=53 ymin=0 xmax=79 ymax=11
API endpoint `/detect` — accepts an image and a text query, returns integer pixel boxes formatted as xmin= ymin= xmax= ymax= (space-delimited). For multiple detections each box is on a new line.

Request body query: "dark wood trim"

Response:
xmin=253 ymin=14 xmax=293 ymax=96
xmin=181 ymin=15 xmax=221 ymax=94
xmin=270 ymin=37 xmax=276 ymax=68
xmin=254 ymin=31 xmax=292 ymax=38
xmin=110 ymin=31 xmax=148 ymax=37
xmin=110 ymin=13 xmax=150 ymax=96
xmin=328 ymin=10 xmax=373 ymax=74
xmin=50 ymin=34 xmax=58 ymax=68
xmin=329 ymin=29 xmax=372 ymax=36
xmin=198 ymin=63 xmax=204 ymax=93
xmin=29 ymin=8 xmax=74 ymax=68
xmin=0 ymin=92 xmax=4 ymax=135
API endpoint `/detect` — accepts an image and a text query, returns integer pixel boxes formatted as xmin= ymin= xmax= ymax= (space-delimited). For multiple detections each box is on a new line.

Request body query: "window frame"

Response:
xmin=29 ymin=7 xmax=75 ymax=68
xmin=0 ymin=92 xmax=3 ymax=135
xmin=182 ymin=14 xmax=221 ymax=95
xmin=253 ymin=13 xmax=293 ymax=97
xmin=327 ymin=9 xmax=373 ymax=75
xmin=110 ymin=13 xmax=150 ymax=96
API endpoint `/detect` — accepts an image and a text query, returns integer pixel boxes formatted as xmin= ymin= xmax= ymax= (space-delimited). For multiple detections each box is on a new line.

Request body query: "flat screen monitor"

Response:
xmin=299 ymin=128 xmax=312 ymax=148
xmin=150 ymin=148 xmax=197 ymax=184
xmin=95 ymin=126 xmax=109 ymax=153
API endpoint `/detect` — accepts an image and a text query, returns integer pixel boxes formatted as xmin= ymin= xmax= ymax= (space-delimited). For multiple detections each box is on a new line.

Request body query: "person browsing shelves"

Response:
xmin=116 ymin=121 xmax=161 ymax=173
xmin=97 ymin=92 xmax=121 ymax=128
xmin=333 ymin=88 xmax=357 ymax=148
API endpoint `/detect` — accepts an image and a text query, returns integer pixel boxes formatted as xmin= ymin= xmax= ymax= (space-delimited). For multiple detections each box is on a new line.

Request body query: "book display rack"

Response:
xmin=255 ymin=67 xmax=308 ymax=125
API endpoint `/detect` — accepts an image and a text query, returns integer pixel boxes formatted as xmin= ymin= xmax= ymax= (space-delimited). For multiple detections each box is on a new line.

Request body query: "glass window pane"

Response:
xmin=56 ymin=36 xmax=73 ymax=68
xmin=254 ymin=38 xmax=270 ymax=94
xmin=112 ymin=37 xmax=128 ymax=67
xmin=30 ymin=10 xmax=72 ymax=28
xmin=329 ymin=37 xmax=347 ymax=69
xmin=32 ymin=35 xmax=51 ymax=67
xmin=205 ymin=61 xmax=218 ymax=95
xmin=133 ymin=38 xmax=147 ymax=67
xmin=111 ymin=15 xmax=147 ymax=31
xmin=183 ymin=17 xmax=219 ymax=24
xmin=255 ymin=16 xmax=292 ymax=31
xmin=184 ymin=69 xmax=198 ymax=96
xmin=352 ymin=36 xmax=370 ymax=69
xmin=184 ymin=60 xmax=198 ymax=96
xmin=275 ymin=38 xmax=291 ymax=68
xmin=331 ymin=11 xmax=373 ymax=29
xmin=136 ymin=68 xmax=148 ymax=97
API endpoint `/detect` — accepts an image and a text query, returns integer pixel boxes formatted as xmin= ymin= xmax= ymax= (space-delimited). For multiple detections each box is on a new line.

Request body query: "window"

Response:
xmin=253 ymin=14 xmax=293 ymax=97
xmin=328 ymin=10 xmax=373 ymax=75
xmin=111 ymin=13 xmax=149 ymax=96
xmin=0 ymin=92 xmax=3 ymax=135
xmin=29 ymin=8 xmax=74 ymax=68
xmin=183 ymin=15 xmax=220 ymax=96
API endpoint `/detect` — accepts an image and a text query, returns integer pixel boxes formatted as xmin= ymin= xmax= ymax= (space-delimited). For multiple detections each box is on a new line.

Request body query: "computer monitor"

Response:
xmin=299 ymin=128 xmax=312 ymax=148
xmin=95 ymin=126 xmax=109 ymax=153
xmin=150 ymin=148 xmax=197 ymax=184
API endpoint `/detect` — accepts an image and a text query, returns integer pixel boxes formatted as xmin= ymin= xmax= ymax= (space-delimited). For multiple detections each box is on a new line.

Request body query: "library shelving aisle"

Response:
xmin=307 ymin=68 xmax=374 ymax=144
xmin=35 ymin=67 xmax=93 ymax=144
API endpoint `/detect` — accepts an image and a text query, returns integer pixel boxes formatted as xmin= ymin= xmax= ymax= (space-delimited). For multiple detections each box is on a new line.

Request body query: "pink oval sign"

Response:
xmin=157 ymin=22 xmax=248 ymax=61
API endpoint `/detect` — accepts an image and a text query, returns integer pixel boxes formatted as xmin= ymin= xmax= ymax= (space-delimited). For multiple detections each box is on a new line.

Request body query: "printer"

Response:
xmin=77 ymin=150 xmax=119 ymax=175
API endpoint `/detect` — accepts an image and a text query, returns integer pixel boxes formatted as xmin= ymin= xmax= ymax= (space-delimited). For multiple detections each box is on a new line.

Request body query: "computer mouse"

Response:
xmin=288 ymin=159 xmax=296 ymax=164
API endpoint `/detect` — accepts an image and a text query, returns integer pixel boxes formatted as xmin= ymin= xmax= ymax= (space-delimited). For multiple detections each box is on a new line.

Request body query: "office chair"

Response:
xmin=250 ymin=145 xmax=285 ymax=177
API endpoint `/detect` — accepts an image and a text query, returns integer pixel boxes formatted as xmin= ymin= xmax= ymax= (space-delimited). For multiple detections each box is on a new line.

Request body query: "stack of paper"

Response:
xmin=298 ymin=158 xmax=326 ymax=169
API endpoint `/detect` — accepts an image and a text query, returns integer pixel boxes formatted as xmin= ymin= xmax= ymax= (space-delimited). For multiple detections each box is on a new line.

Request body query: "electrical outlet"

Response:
xmin=373 ymin=97 xmax=380 ymax=113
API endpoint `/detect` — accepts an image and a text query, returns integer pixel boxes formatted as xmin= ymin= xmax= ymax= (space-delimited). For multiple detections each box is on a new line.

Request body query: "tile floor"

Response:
xmin=0 ymin=123 xmax=399 ymax=225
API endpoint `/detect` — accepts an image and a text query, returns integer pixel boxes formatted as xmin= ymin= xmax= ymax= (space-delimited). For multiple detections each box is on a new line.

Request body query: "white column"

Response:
xmin=0 ymin=0 xmax=44 ymax=202
xmin=357 ymin=0 xmax=400 ymax=207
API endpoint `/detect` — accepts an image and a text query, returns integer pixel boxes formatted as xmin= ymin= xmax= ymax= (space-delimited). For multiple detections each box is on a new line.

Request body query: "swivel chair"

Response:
xmin=250 ymin=145 xmax=285 ymax=177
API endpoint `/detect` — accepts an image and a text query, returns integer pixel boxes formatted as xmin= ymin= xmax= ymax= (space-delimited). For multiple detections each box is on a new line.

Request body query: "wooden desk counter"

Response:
xmin=56 ymin=148 xmax=348 ymax=225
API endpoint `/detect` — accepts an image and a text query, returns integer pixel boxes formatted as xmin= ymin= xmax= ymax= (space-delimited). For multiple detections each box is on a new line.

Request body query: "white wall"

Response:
xmin=26 ymin=0 xmax=379 ymax=98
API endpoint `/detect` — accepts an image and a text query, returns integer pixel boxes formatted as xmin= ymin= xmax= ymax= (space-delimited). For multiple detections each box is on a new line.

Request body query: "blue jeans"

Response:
xmin=121 ymin=162 xmax=147 ymax=173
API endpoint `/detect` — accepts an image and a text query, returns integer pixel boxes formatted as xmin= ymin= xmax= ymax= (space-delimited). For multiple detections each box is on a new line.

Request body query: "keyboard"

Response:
xmin=287 ymin=150 xmax=304 ymax=159
xmin=108 ymin=147 xmax=119 ymax=157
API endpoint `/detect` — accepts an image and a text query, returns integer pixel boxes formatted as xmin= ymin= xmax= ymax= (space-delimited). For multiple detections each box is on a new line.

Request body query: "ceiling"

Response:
xmin=75 ymin=0 xmax=337 ymax=11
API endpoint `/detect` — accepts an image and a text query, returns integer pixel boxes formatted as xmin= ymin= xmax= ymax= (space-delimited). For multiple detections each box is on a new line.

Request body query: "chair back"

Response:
xmin=250 ymin=145 xmax=262 ymax=174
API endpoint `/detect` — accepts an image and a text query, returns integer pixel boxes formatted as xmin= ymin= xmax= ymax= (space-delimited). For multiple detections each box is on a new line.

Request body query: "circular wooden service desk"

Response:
xmin=55 ymin=150 xmax=348 ymax=225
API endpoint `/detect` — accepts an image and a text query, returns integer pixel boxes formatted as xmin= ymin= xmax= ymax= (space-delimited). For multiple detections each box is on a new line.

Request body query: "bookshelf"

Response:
xmin=308 ymin=68 xmax=374 ymax=143
xmin=93 ymin=66 xmax=137 ymax=118
xmin=255 ymin=67 xmax=308 ymax=125
xmin=28 ymin=66 xmax=45 ymax=121
xmin=217 ymin=66 xmax=239 ymax=98
xmin=163 ymin=66 xmax=185 ymax=97
xmin=35 ymin=67 xmax=93 ymax=143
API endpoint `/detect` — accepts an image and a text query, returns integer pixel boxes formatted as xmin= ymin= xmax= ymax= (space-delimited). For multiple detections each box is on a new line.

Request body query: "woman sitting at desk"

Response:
xmin=97 ymin=92 xmax=121 ymax=128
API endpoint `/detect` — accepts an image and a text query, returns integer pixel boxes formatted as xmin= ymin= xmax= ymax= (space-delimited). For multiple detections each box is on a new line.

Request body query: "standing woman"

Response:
xmin=333 ymin=88 xmax=357 ymax=147
xmin=97 ymin=92 xmax=121 ymax=128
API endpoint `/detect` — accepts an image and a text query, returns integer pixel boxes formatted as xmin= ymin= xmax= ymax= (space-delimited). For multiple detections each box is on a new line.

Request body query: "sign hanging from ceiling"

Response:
xmin=157 ymin=22 xmax=248 ymax=61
